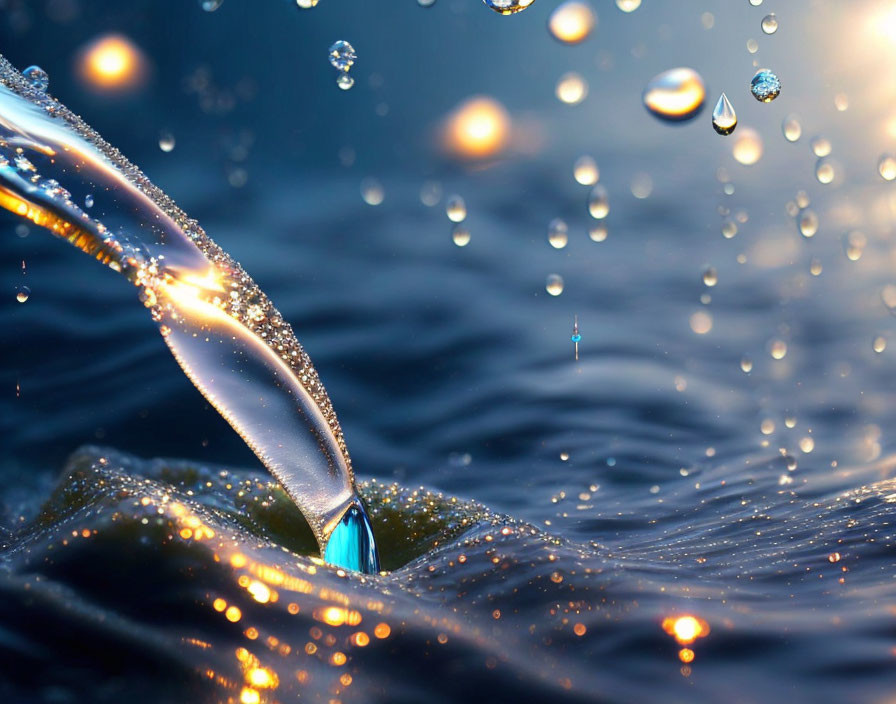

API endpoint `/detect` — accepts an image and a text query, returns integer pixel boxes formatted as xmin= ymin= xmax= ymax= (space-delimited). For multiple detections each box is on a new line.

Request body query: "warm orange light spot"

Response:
xmin=330 ymin=651 xmax=347 ymax=666
xmin=245 ymin=627 xmax=259 ymax=640
xmin=662 ymin=615 xmax=709 ymax=645
xmin=239 ymin=687 xmax=260 ymax=704
xmin=679 ymin=648 xmax=695 ymax=663
xmin=225 ymin=606 xmax=242 ymax=623
xmin=441 ymin=96 xmax=510 ymax=161
xmin=315 ymin=607 xmax=362 ymax=627
xmin=288 ymin=603 xmax=300 ymax=615
xmin=179 ymin=527 xmax=193 ymax=539
xmin=213 ymin=598 xmax=227 ymax=612
xmin=247 ymin=667 xmax=277 ymax=688
xmin=247 ymin=580 xmax=272 ymax=604
xmin=231 ymin=553 xmax=248 ymax=568
xmin=548 ymin=1 xmax=596 ymax=44
xmin=352 ymin=631 xmax=370 ymax=647
xmin=573 ymin=623 xmax=586 ymax=636
xmin=77 ymin=34 xmax=147 ymax=92
xmin=340 ymin=673 xmax=353 ymax=687
xmin=373 ymin=623 xmax=391 ymax=639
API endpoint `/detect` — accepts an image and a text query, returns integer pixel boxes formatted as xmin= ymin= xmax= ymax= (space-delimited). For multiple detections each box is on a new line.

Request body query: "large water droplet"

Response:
xmin=23 ymin=65 xmax=49 ymax=92
xmin=451 ymin=225 xmax=471 ymax=247
xmin=548 ymin=1 xmax=596 ymax=44
xmin=589 ymin=224 xmax=608 ymax=242
xmin=749 ymin=0 xmax=763 ymax=5
xmin=711 ymin=93 xmax=737 ymax=135
xmin=642 ymin=68 xmax=706 ymax=122
xmin=446 ymin=195 xmax=467 ymax=223
xmin=782 ymin=115 xmax=801 ymax=142
xmin=15 ymin=285 xmax=30 ymax=303
xmin=573 ymin=155 xmax=599 ymax=185
xmin=587 ymin=185 xmax=609 ymax=219
xmin=761 ymin=13 xmax=778 ymax=34
xmin=328 ymin=41 xmax=356 ymax=72
xmin=482 ymin=0 xmax=536 ymax=15
xmin=548 ymin=218 xmax=569 ymax=249
xmin=750 ymin=69 xmax=780 ymax=102
xmin=546 ymin=274 xmax=565 ymax=296
xmin=418 ymin=0 xmax=436 ymax=6
xmin=84 ymin=194 xmax=94 ymax=208
xmin=732 ymin=127 xmax=763 ymax=165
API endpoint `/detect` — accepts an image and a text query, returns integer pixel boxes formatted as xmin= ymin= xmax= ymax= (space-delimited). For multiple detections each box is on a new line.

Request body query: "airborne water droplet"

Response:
xmin=587 ymin=185 xmax=609 ymax=219
xmin=548 ymin=1 xmax=596 ymax=44
xmin=200 ymin=0 xmax=223 ymax=10
xmin=548 ymin=218 xmax=569 ymax=249
xmin=711 ymin=93 xmax=737 ymax=135
xmin=446 ymin=195 xmax=467 ymax=223
xmin=545 ymin=274 xmax=564 ymax=296
xmin=451 ymin=225 xmax=471 ymax=247
xmin=296 ymin=0 xmax=319 ymax=7
xmin=750 ymin=69 xmax=780 ymax=102
xmin=642 ymin=68 xmax=706 ymax=122
xmin=361 ymin=178 xmax=384 ymax=206
xmin=328 ymin=41 xmax=356 ymax=72
xmin=482 ymin=0 xmax=536 ymax=15
xmin=815 ymin=158 xmax=836 ymax=185
xmin=798 ymin=208 xmax=819 ymax=238
xmin=418 ymin=0 xmax=436 ymax=6
xmin=782 ymin=115 xmax=802 ymax=142
xmin=810 ymin=136 xmax=832 ymax=157
xmin=336 ymin=73 xmax=354 ymax=90
xmin=703 ymin=267 xmax=718 ymax=287
xmin=23 ymin=65 xmax=49 ymax=92
xmin=158 ymin=132 xmax=175 ymax=152
xmin=732 ymin=127 xmax=763 ymax=165
xmin=615 ymin=0 xmax=641 ymax=11
xmin=16 ymin=285 xmax=30 ymax=303
xmin=556 ymin=72 xmax=588 ymax=105
xmin=573 ymin=155 xmax=599 ymax=185
xmin=761 ymin=13 xmax=778 ymax=34
xmin=589 ymin=224 xmax=608 ymax=242
xmin=85 ymin=194 xmax=94 ymax=208
xmin=880 ymin=154 xmax=896 ymax=181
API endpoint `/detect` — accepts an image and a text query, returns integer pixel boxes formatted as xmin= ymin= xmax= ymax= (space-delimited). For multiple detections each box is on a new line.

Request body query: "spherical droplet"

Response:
xmin=711 ymin=93 xmax=737 ymax=135
xmin=361 ymin=178 xmax=384 ymax=206
xmin=548 ymin=218 xmax=569 ymax=249
xmin=810 ymin=136 xmax=831 ymax=157
xmin=482 ymin=0 xmax=536 ymax=15
xmin=732 ymin=127 xmax=763 ymax=165
xmin=750 ymin=69 xmax=780 ymax=102
xmin=200 ymin=0 xmax=223 ymax=10
xmin=630 ymin=173 xmax=653 ymax=199
xmin=589 ymin=224 xmax=607 ymax=242
xmin=23 ymin=65 xmax=49 ymax=92
xmin=84 ymin=194 xmax=94 ymax=208
xmin=815 ymin=159 xmax=837 ymax=185
xmin=418 ymin=0 xmax=436 ymax=6
xmin=703 ymin=267 xmax=718 ymax=287
xmin=769 ymin=339 xmax=787 ymax=360
xmin=799 ymin=437 xmax=814 ymax=453
xmin=296 ymin=0 xmax=319 ymax=7
xmin=548 ymin=1 xmax=596 ymax=44
xmin=746 ymin=38 xmax=759 ymax=54
xmin=420 ymin=180 xmax=442 ymax=207
xmin=740 ymin=356 xmax=753 ymax=373
xmin=615 ymin=0 xmax=640 ymax=11
xmin=844 ymin=230 xmax=866 ymax=261
xmin=642 ymin=68 xmax=706 ymax=122
xmin=690 ymin=310 xmax=713 ymax=335
xmin=798 ymin=209 xmax=818 ymax=238
xmin=782 ymin=115 xmax=802 ymax=142
xmin=873 ymin=336 xmax=887 ymax=353
xmin=749 ymin=0 xmax=763 ymax=6
xmin=760 ymin=13 xmax=778 ymax=34
xmin=546 ymin=274 xmax=565 ymax=296
xmin=556 ymin=72 xmax=588 ymax=105
xmin=446 ymin=195 xmax=467 ymax=223
xmin=879 ymin=154 xmax=896 ymax=181
xmin=452 ymin=225 xmax=471 ymax=247
xmin=15 ymin=285 xmax=30 ymax=303
xmin=573 ymin=155 xmax=599 ymax=185
xmin=328 ymin=40 xmax=356 ymax=72
xmin=587 ymin=184 xmax=609 ymax=219
xmin=336 ymin=73 xmax=354 ymax=90
xmin=158 ymin=132 xmax=175 ymax=152
xmin=721 ymin=219 xmax=738 ymax=238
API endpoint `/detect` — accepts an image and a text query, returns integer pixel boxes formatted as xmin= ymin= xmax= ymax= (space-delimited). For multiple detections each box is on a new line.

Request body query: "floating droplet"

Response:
xmin=548 ymin=1 xmax=596 ymax=44
xmin=874 ymin=336 xmax=887 ymax=353
xmin=420 ymin=181 xmax=442 ymax=207
xmin=482 ymin=0 xmax=536 ymax=15
xmin=798 ymin=209 xmax=818 ymax=238
xmin=799 ymin=437 xmax=814 ymax=453
xmin=336 ymin=73 xmax=354 ymax=90
xmin=703 ymin=267 xmax=718 ymax=287
xmin=15 ymin=285 xmax=30 ymax=303
xmin=810 ymin=136 xmax=831 ymax=157
xmin=546 ymin=274 xmax=565 ymax=296
xmin=328 ymin=40 xmax=356 ymax=72
xmin=750 ymin=69 xmax=780 ymax=102
xmin=746 ymin=38 xmax=759 ymax=54
xmin=360 ymin=178 xmax=384 ymax=206
xmin=879 ymin=154 xmax=896 ymax=181
xmin=441 ymin=96 xmax=510 ymax=161
xmin=810 ymin=258 xmax=822 ymax=276
xmin=452 ymin=225 xmax=471 ymax=247
xmin=721 ymin=219 xmax=737 ymax=238
xmin=23 ymin=65 xmax=49 ymax=92
xmin=711 ymin=93 xmax=737 ymax=135
xmin=573 ymin=155 xmax=599 ymax=185
xmin=815 ymin=158 xmax=836 ymax=185
xmin=589 ymin=224 xmax=607 ymax=242
xmin=782 ymin=115 xmax=801 ymax=142
xmin=740 ymin=356 xmax=753 ymax=373
xmin=84 ymin=194 xmax=94 ymax=208
xmin=200 ymin=0 xmax=223 ymax=10
xmin=881 ymin=284 xmax=896 ymax=312
xmin=446 ymin=195 xmax=467 ymax=223
xmin=548 ymin=218 xmax=569 ymax=249
xmin=418 ymin=0 xmax=436 ymax=5
xmin=732 ymin=127 xmax=763 ymax=165
xmin=556 ymin=72 xmax=588 ymax=105
xmin=769 ymin=339 xmax=787 ymax=360
xmin=587 ymin=184 xmax=609 ymax=219
xmin=760 ymin=13 xmax=778 ymax=34
xmin=158 ymin=132 xmax=175 ymax=152
xmin=615 ymin=0 xmax=640 ymax=11
xmin=844 ymin=230 xmax=866 ymax=261
xmin=296 ymin=0 xmax=319 ymax=7
xmin=630 ymin=173 xmax=653 ymax=199
xmin=642 ymin=68 xmax=706 ymax=122
xmin=834 ymin=93 xmax=849 ymax=112
xmin=749 ymin=0 xmax=763 ymax=5
xmin=690 ymin=310 xmax=713 ymax=334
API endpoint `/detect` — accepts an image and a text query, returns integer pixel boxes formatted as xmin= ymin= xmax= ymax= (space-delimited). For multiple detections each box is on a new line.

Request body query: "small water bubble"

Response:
xmin=556 ymin=72 xmax=588 ymax=105
xmin=451 ymin=225 xmax=471 ymax=247
xmin=548 ymin=218 xmax=569 ymax=249
xmin=587 ymin=184 xmax=609 ymax=219
xmin=329 ymin=40 xmax=356 ymax=72
xmin=446 ymin=195 xmax=467 ymax=223
xmin=589 ymin=224 xmax=608 ymax=242
xmin=336 ymin=73 xmax=354 ymax=90
xmin=740 ymin=356 xmax=753 ymax=373
xmin=702 ymin=267 xmax=718 ymax=287
xmin=643 ymin=68 xmax=706 ymax=122
xmin=873 ymin=336 xmax=887 ymax=353
xmin=23 ymin=65 xmax=49 ymax=92
xmin=84 ymin=194 xmax=94 ymax=208
xmin=482 ymin=0 xmax=536 ymax=15
xmin=815 ymin=159 xmax=835 ymax=184
xmin=732 ymin=127 xmax=763 ymax=165
xmin=782 ymin=115 xmax=802 ymax=142
xmin=158 ymin=132 xmax=176 ymax=152
xmin=760 ymin=13 xmax=778 ymax=34
xmin=810 ymin=136 xmax=831 ymax=157
xmin=548 ymin=1 xmax=596 ymax=44
xmin=721 ymin=220 xmax=738 ymax=238
xmin=711 ymin=93 xmax=737 ymax=135
xmin=750 ymin=69 xmax=781 ymax=102
xmin=545 ymin=274 xmax=565 ymax=296
xmin=573 ymin=155 xmax=599 ymax=185
xmin=360 ymin=178 xmax=384 ymax=206
xmin=798 ymin=209 xmax=818 ymax=238
xmin=843 ymin=230 xmax=866 ymax=261
xmin=15 ymin=224 xmax=29 ymax=238
xmin=761 ymin=419 xmax=775 ymax=435
xmin=15 ymin=285 xmax=30 ymax=303
xmin=879 ymin=154 xmax=896 ymax=181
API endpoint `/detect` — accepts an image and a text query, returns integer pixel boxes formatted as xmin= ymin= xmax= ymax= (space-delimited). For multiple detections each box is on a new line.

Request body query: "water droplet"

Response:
xmin=15 ymin=285 xmax=30 ymax=303
xmin=84 ymin=194 xmax=94 ymax=208
xmin=874 ymin=336 xmax=887 ymax=353
xmin=799 ymin=437 xmax=814 ymax=453
xmin=482 ymin=0 xmax=536 ymax=15
xmin=798 ymin=209 xmax=818 ymax=238
xmin=834 ymin=93 xmax=849 ymax=111
xmin=879 ymin=154 xmax=896 ymax=181
xmin=296 ymin=0 xmax=319 ymax=7
xmin=546 ymin=274 xmax=565 ymax=296
xmin=703 ymin=267 xmax=718 ymax=287
xmin=784 ymin=455 xmax=797 ymax=471
xmin=760 ymin=419 xmax=775 ymax=435
xmin=556 ymin=72 xmax=588 ymax=105
xmin=782 ymin=115 xmax=802 ymax=142
xmin=446 ymin=195 xmax=467 ymax=223
xmin=328 ymin=41 xmax=356 ymax=72
xmin=200 ymin=0 xmax=223 ymax=10
xmin=336 ymin=73 xmax=354 ymax=90
xmin=630 ymin=173 xmax=653 ymax=199
xmin=746 ymin=38 xmax=759 ymax=54
xmin=420 ymin=180 xmax=442 ymax=206
xmin=749 ymin=0 xmax=763 ymax=6
xmin=711 ymin=93 xmax=737 ymax=135
xmin=740 ymin=357 xmax=753 ymax=373
xmin=360 ymin=178 xmax=384 ymax=206
xmin=418 ymin=0 xmax=436 ymax=6
xmin=796 ymin=190 xmax=810 ymax=208
xmin=615 ymin=0 xmax=640 ymax=11
xmin=721 ymin=219 xmax=738 ymax=238
xmin=690 ymin=310 xmax=713 ymax=334
xmin=810 ymin=258 xmax=822 ymax=276
xmin=732 ymin=127 xmax=763 ymax=165
xmin=548 ymin=1 xmax=596 ymax=44
xmin=573 ymin=155 xmax=599 ymax=185
xmin=451 ymin=225 xmax=471 ymax=247
xmin=589 ymin=224 xmax=608 ymax=242
xmin=23 ymin=65 xmax=49 ymax=92
xmin=587 ymin=184 xmax=609 ymax=219
xmin=769 ymin=339 xmax=787 ymax=360
xmin=642 ymin=68 xmax=706 ymax=122
xmin=844 ymin=230 xmax=866 ymax=261
xmin=815 ymin=158 xmax=836 ymax=185
xmin=548 ymin=218 xmax=569 ymax=249
xmin=158 ymin=132 xmax=176 ymax=152
xmin=882 ymin=285 xmax=896 ymax=312
xmin=810 ymin=136 xmax=831 ymax=157
xmin=760 ymin=13 xmax=778 ymax=34
xmin=750 ymin=69 xmax=780 ymax=102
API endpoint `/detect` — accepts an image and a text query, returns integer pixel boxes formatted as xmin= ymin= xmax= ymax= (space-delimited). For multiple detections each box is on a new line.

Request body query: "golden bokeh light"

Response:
xmin=662 ymin=615 xmax=710 ymax=645
xmin=77 ymin=34 xmax=148 ymax=92
xmin=441 ymin=96 xmax=511 ymax=161
xmin=548 ymin=1 xmax=597 ymax=44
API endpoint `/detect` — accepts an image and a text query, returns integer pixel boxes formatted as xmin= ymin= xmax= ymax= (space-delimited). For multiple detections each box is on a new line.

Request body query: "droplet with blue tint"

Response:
xmin=329 ymin=41 xmax=357 ymax=72
xmin=23 ymin=66 xmax=48 ymax=92
xmin=711 ymin=93 xmax=737 ymax=135
xmin=482 ymin=0 xmax=536 ymax=15
xmin=750 ymin=69 xmax=781 ymax=102
xmin=323 ymin=502 xmax=380 ymax=574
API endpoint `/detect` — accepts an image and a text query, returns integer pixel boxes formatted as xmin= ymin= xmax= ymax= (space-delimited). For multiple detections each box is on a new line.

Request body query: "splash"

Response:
xmin=0 ymin=56 xmax=379 ymax=572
